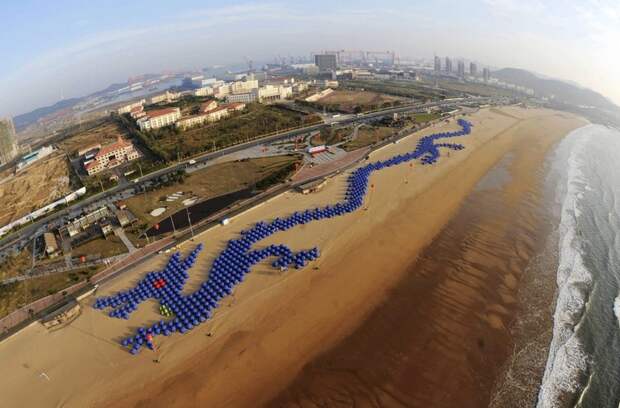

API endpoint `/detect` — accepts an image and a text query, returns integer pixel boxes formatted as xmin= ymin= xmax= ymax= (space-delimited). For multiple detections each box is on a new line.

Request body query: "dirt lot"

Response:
xmin=0 ymin=153 xmax=76 ymax=227
xmin=125 ymin=155 xmax=301 ymax=225
xmin=0 ymin=267 xmax=101 ymax=319
xmin=71 ymin=236 xmax=128 ymax=259
xmin=0 ymin=248 xmax=32 ymax=281
xmin=57 ymin=118 xmax=129 ymax=157
xmin=313 ymin=90 xmax=405 ymax=113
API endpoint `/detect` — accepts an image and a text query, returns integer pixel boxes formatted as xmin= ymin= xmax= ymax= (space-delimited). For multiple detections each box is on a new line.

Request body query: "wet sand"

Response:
xmin=269 ymin=117 xmax=569 ymax=407
xmin=0 ymin=108 xmax=586 ymax=408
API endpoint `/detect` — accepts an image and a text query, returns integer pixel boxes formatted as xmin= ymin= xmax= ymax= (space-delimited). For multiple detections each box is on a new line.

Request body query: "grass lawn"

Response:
xmin=71 ymin=235 xmax=128 ymax=259
xmin=0 ymin=266 xmax=102 ymax=319
xmin=125 ymin=155 xmax=302 ymax=226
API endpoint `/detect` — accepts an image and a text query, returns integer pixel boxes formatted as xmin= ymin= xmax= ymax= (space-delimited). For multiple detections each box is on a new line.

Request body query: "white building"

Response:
xmin=200 ymin=100 xmax=218 ymax=112
xmin=194 ymin=86 xmax=214 ymax=97
xmin=230 ymin=79 xmax=259 ymax=95
xmin=149 ymin=91 xmax=180 ymax=105
xmin=192 ymin=77 xmax=217 ymax=88
xmin=137 ymin=108 xmax=181 ymax=131
xmin=213 ymin=85 xmax=231 ymax=99
xmin=226 ymin=91 xmax=258 ymax=103
xmin=176 ymin=114 xmax=210 ymax=130
xmin=117 ymin=99 xmax=146 ymax=114
xmin=258 ymin=85 xmax=292 ymax=103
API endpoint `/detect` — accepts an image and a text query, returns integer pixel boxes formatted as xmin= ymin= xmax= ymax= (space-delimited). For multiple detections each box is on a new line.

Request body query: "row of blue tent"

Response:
xmin=95 ymin=119 xmax=473 ymax=354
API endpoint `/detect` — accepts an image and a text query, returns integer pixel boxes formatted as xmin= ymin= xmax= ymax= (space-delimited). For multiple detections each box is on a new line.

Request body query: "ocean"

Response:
xmin=538 ymin=124 xmax=620 ymax=408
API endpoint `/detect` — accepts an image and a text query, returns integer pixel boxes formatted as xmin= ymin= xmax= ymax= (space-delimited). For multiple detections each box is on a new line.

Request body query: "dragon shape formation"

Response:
xmin=94 ymin=118 xmax=473 ymax=354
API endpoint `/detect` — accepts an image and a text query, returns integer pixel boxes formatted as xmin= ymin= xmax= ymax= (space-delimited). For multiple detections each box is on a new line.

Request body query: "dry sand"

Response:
xmin=0 ymin=107 xmax=586 ymax=408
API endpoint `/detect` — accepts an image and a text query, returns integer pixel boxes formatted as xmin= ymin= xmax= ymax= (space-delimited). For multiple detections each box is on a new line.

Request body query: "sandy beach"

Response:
xmin=0 ymin=107 xmax=586 ymax=407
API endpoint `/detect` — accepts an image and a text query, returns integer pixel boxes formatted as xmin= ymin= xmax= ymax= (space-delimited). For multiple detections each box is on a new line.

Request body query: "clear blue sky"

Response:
xmin=1 ymin=0 xmax=618 ymax=116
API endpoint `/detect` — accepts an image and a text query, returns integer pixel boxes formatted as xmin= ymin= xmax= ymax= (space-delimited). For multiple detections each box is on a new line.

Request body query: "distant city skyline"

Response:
xmin=1 ymin=0 xmax=619 ymax=116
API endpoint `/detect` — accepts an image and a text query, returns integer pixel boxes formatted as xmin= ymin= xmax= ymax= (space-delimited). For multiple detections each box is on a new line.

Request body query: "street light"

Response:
xmin=186 ymin=207 xmax=194 ymax=239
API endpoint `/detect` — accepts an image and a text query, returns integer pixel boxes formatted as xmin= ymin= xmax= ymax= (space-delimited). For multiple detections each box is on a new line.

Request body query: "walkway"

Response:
xmin=114 ymin=228 xmax=136 ymax=253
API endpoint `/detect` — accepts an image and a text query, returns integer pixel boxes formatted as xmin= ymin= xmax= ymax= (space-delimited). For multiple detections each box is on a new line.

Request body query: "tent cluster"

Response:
xmin=94 ymin=119 xmax=473 ymax=354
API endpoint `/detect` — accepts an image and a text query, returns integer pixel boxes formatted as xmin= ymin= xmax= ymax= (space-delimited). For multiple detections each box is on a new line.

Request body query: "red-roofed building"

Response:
xmin=137 ymin=107 xmax=181 ymax=131
xmin=200 ymin=100 xmax=218 ymax=113
xmin=225 ymin=102 xmax=246 ymax=112
xmin=84 ymin=137 xmax=140 ymax=176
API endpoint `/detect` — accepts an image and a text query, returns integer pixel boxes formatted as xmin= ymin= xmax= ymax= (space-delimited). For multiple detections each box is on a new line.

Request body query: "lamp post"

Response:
xmin=186 ymin=207 xmax=194 ymax=239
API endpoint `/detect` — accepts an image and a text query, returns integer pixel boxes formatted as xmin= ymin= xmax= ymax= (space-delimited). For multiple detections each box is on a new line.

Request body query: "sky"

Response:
xmin=1 ymin=0 xmax=619 ymax=117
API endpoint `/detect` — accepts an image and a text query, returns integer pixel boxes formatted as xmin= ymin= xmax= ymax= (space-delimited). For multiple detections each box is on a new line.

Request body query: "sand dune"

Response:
xmin=0 ymin=107 xmax=586 ymax=408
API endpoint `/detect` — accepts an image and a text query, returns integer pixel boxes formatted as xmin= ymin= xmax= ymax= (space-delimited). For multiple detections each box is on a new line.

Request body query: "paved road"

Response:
xmin=0 ymin=96 xmax=495 ymax=255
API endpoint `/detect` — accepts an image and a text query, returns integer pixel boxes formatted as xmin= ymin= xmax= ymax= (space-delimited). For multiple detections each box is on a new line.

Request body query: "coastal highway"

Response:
xmin=0 ymin=96 xmax=494 ymax=254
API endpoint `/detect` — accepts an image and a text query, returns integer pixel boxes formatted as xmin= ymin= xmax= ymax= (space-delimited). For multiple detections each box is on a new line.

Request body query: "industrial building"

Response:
xmin=137 ymin=108 xmax=181 ymax=131
xmin=314 ymin=54 xmax=338 ymax=72
xmin=0 ymin=117 xmax=19 ymax=165
xmin=16 ymin=145 xmax=55 ymax=171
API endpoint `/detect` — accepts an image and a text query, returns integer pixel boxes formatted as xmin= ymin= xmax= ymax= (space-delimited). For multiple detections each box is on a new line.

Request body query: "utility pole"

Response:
xmin=186 ymin=207 xmax=194 ymax=239
xmin=170 ymin=214 xmax=176 ymax=235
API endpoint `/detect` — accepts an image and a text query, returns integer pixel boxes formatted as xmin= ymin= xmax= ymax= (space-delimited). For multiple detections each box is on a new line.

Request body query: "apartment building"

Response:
xmin=137 ymin=108 xmax=181 ymax=131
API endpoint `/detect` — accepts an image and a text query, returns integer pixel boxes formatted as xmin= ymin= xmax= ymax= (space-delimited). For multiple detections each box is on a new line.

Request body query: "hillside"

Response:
xmin=13 ymin=98 xmax=81 ymax=131
xmin=493 ymin=68 xmax=618 ymax=111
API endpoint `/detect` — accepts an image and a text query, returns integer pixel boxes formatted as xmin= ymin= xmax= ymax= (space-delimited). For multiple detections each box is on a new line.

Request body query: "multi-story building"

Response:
xmin=137 ymin=108 xmax=181 ymax=131
xmin=84 ymin=137 xmax=140 ymax=176
xmin=192 ymin=77 xmax=217 ymax=88
xmin=457 ymin=61 xmax=465 ymax=78
xmin=483 ymin=67 xmax=491 ymax=82
xmin=434 ymin=56 xmax=441 ymax=72
xmin=470 ymin=62 xmax=478 ymax=77
xmin=117 ymin=100 xmax=145 ymax=114
xmin=200 ymin=100 xmax=218 ymax=113
xmin=226 ymin=102 xmax=246 ymax=112
xmin=230 ymin=78 xmax=259 ymax=95
xmin=213 ymin=85 xmax=231 ymax=99
xmin=226 ymin=91 xmax=258 ymax=104
xmin=203 ymin=106 xmax=230 ymax=122
xmin=444 ymin=57 xmax=453 ymax=73
xmin=0 ymin=117 xmax=18 ymax=165
xmin=194 ymin=86 xmax=214 ymax=97
xmin=257 ymin=85 xmax=292 ymax=103
xmin=314 ymin=54 xmax=338 ymax=72
xmin=176 ymin=114 xmax=210 ymax=130
xmin=149 ymin=91 xmax=180 ymax=105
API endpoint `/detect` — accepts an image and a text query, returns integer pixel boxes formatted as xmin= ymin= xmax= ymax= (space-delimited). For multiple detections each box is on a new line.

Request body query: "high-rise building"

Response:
xmin=470 ymin=62 xmax=478 ymax=77
xmin=0 ymin=118 xmax=18 ymax=165
xmin=314 ymin=54 xmax=338 ymax=72
xmin=434 ymin=56 xmax=441 ymax=72
xmin=483 ymin=67 xmax=491 ymax=82
xmin=457 ymin=61 xmax=465 ymax=78
xmin=444 ymin=57 xmax=453 ymax=73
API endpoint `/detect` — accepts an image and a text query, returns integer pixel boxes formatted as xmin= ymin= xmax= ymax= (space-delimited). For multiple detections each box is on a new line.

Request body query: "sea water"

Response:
xmin=538 ymin=125 xmax=620 ymax=408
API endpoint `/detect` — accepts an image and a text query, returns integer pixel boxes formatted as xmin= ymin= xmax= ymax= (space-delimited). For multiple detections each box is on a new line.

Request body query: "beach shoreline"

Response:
xmin=0 ymin=107 xmax=586 ymax=408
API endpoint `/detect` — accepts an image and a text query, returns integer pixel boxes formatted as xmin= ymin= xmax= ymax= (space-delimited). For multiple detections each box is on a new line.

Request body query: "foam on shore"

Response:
xmin=537 ymin=126 xmax=594 ymax=408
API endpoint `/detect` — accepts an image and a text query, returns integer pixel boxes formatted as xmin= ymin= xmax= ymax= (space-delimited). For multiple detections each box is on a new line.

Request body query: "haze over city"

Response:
xmin=1 ymin=0 xmax=620 ymax=116
xmin=3 ymin=2 xmax=620 ymax=407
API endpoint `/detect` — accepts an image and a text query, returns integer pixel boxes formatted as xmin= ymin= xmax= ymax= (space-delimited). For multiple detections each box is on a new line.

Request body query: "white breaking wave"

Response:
xmin=614 ymin=296 xmax=620 ymax=328
xmin=537 ymin=126 xmax=595 ymax=408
